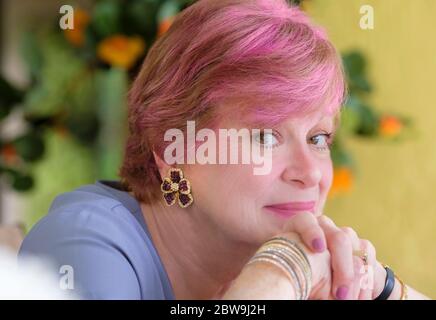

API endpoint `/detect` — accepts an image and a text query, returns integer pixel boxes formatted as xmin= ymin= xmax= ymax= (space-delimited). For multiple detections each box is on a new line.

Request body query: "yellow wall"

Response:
xmin=307 ymin=0 xmax=436 ymax=298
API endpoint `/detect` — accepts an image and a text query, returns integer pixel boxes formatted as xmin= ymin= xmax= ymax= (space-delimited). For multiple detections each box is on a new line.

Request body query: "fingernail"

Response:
xmin=336 ymin=286 xmax=349 ymax=300
xmin=312 ymin=238 xmax=325 ymax=252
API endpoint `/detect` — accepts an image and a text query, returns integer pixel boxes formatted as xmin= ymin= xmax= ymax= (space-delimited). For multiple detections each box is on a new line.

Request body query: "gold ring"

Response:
xmin=353 ymin=249 xmax=369 ymax=266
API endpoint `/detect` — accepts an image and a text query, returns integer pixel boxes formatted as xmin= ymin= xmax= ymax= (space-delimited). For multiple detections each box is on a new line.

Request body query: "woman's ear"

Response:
xmin=152 ymin=150 xmax=170 ymax=179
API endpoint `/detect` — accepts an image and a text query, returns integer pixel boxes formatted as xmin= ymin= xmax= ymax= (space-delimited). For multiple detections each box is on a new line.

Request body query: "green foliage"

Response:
xmin=92 ymin=0 xmax=122 ymax=37
xmin=23 ymin=131 xmax=96 ymax=229
xmin=95 ymin=68 xmax=128 ymax=179
xmin=0 ymin=76 xmax=23 ymax=119
xmin=331 ymin=50 xmax=412 ymax=169
xmin=0 ymin=0 xmax=410 ymax=199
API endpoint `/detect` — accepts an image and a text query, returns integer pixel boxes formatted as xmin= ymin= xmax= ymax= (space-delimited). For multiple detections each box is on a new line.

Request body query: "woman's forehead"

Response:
xmin=277 ymin=111 xmax=337 ymax=131
xmin=220 ymin=106 xmax=339 ymax=130
xmin=216 ymin=92 xmax=342 ymax=127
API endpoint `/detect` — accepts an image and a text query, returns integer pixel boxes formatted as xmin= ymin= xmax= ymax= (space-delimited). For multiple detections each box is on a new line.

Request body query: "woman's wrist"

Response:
xmin=373 ymin=262 xmax=407 ymax=300
xmin=222 ymin=260 xmax=297 ymax=299
xmin=246 ymin=260 xmax=298 ymax=299
xmin=387 ymin=277 xmax=403 ymax=300
xmin=246 ymin=237 xmax=312 ymax=300
xmin=373 ymin=262 xmax=387 ymax=298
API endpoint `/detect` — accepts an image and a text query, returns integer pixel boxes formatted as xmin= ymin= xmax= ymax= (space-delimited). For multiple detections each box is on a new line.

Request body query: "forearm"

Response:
xmin=374 ymin=263 xmax=431 ymax=300
xmin=221 ymin=261 xmax=297 ymax=300
xmin=388 ymin=279 xmax=431 ymax=300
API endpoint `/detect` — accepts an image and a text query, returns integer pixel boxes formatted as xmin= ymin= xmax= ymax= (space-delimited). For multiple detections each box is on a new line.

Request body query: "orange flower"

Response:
xmin=158 ymin=16 xmax=175 ymax=36
xmin=63 ymin=8 xmax=90 ymax=47
xmin=97 ymin=35 xmax=145 ymax=69
xmin=379 ymin=115 xmax=403 ymax=138
xmin=1 ymin=144 xmax=18 ymax=165
xmin=329 ymin=167 xmax=353 ymax=198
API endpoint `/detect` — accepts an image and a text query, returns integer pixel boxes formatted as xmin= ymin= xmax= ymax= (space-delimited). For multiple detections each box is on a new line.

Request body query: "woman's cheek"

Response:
xmin=196 ymin=163 xmax=259 ymax=206
xmin=241 ymin=163 xmax=280 ymax=198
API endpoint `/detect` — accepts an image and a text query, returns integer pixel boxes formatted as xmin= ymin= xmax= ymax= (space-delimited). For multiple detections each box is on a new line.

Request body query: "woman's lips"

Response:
xmin=264 ymin=201 xmax=316 ymax=218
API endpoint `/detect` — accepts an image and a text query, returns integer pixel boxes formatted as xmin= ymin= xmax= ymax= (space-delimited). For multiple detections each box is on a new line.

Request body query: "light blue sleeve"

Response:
xmin=18 ymin=198 xmax=154 ymax=299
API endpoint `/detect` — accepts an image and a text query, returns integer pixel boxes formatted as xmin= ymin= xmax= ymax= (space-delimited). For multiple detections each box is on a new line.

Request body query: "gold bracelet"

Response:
xmin=260 ymin=246 xmax=309 ymax=299
xmin=395 ymin=275 xmax=408 ymax=300
xmin=259 ymin=243 xmax=312 ymax=278
xmin=263 ymin=237 xmax=312 ymax=277
xmin=257 ymin=238 xmax=312 ymax=299
xmin=247 ymin=253 xmax=302 ymax=299
xmin=260 ymin=243 xmax=311 ymax=298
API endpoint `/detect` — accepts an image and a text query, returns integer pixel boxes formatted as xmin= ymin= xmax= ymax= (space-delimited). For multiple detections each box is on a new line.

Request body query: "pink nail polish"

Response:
xmin=336 ymin=286 xmax=349 ymax=300
xmin=312 ymin=238 xmax=325 ymax=252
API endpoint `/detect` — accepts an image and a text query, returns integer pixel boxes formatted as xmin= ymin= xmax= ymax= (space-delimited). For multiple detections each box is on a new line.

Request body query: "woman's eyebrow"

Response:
xmin=304 ymin=117 xmax=337 ymax=136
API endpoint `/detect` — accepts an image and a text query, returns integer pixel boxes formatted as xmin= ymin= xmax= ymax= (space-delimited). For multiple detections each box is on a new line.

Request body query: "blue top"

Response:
xmin=18 ymin=181 xmax=175 ymax=300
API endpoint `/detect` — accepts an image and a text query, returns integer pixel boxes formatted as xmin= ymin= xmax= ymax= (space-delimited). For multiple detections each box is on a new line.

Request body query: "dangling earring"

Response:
xmin=160 ymin=168 xmax=194 ymax=208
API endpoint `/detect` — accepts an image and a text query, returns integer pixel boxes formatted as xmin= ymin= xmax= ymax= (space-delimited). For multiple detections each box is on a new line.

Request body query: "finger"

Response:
xmin=342 ymin=227 xmax=364 ymax=300
xmin=309 ymin=276 xmax=331 ymax=300
xmin=284 ymin=212 xmax=326 ymax=253
xmin=278 ymin=231 xmax=331 ymax=300
xmin=318 ymin=216 xmax=354 ymax=300
xmin=341 ymin=227 xmax=360 ymax=248
xmin=360 ymin=239 xmax=387 ymax=299
xmin=358 ymin=239 xmax=375 ymax=300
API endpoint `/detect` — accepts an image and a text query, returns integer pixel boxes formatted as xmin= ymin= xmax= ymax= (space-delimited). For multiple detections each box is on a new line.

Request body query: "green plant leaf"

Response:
xmin=343 ymin=51 xmax=366 ymax=76
xmin=20 ymin=31 xmax=43 ymax=80
xmin=339 ymin=106 xmax=360 ymax=134
xmin=23 ymin=33 xmax=86 ymax=117
xmin=331 ymin=141 xmax=354 ymax=168
xmin=355 ymin=104 xmax=379 ymax=137
xmin=11 ymin=172 xmax=34 ymax=191
xmin=95 ymin=68 xmax=128 ymax=179
xmin=13 ymin=132 xmax=45 ymax=162
xmin=125 ymin=0 xmax=160 ymax=37
xmin=92 ymin=0 xmax=122 ymax=37
xmin=0 ymin=75 xmax=24 ymax=119
xmin=157 ymin=0 xmax=181 ymax=23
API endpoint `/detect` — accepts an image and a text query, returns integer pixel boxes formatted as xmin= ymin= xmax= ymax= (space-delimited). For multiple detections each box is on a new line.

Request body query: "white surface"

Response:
xmin=0 ymin=248 xmax=75 ymax=299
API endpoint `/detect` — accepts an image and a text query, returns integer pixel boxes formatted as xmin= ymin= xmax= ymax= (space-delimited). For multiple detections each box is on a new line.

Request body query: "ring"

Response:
xmin=353 ymin=249 xmax=369 ymax=266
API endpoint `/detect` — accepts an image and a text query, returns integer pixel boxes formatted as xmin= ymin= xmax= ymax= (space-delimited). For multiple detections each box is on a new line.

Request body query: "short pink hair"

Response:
xmin=120 ymin=0 xmax=347 ymax=203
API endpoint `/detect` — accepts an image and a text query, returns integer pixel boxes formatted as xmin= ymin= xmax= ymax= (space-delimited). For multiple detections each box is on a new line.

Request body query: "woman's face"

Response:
xmin=185 ymin=109 xmax=336 ymax=246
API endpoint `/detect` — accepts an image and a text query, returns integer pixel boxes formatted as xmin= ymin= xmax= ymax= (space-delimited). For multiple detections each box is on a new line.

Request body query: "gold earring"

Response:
xmin=160 ymin=168 xmax=193 ymax=208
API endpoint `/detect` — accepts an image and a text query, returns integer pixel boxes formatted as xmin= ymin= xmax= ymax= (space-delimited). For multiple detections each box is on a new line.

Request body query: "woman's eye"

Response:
xmin=254 ymin=131 xmax=280 ymax=148
xmin=310 ymin=133 xmax=332 ymax=150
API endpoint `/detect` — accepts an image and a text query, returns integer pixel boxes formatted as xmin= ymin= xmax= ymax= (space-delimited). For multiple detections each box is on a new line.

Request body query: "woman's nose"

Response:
xmin=281 ymin=145 xmax=322 ymax=189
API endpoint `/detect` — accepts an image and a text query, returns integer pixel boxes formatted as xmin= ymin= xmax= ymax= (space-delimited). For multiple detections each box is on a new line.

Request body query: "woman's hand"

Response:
xmin=280 ymin=212 xmax=358 ymax=299
xmin=222 ymin=212 xmax=430 ymax=300
xmin=221 ymin=231 xmax=333 ymax=300
xmin=317 ymin=216 xmax=432 ymax=300
xmin=318 ymin=215 xmax=386 ymax=300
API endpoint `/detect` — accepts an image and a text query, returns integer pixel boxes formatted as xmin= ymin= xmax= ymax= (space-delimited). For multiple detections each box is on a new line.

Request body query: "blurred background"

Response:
xmin=0 ymin=0 xmax=434 ymax=298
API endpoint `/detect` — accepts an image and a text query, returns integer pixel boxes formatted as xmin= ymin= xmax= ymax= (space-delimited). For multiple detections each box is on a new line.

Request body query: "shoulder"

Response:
xmin=18 ymin=183 xmax=171 ymax=299
xmin=22 ymin=184 xmax=145 ymax=252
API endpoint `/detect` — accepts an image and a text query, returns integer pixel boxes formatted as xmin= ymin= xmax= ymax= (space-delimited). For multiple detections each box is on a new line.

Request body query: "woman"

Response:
xmin=19 ymin=0 xmax=429 ymax=300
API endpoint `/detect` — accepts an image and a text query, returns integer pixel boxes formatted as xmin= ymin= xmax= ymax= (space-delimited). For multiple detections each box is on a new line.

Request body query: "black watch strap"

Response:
xmin=375 ymin=265 xmax=395 ymax=300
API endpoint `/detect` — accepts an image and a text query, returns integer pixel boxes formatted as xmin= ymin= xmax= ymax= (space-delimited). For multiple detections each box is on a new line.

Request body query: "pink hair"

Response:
xmin=120 ymin=0 xmax=347 ymax=203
